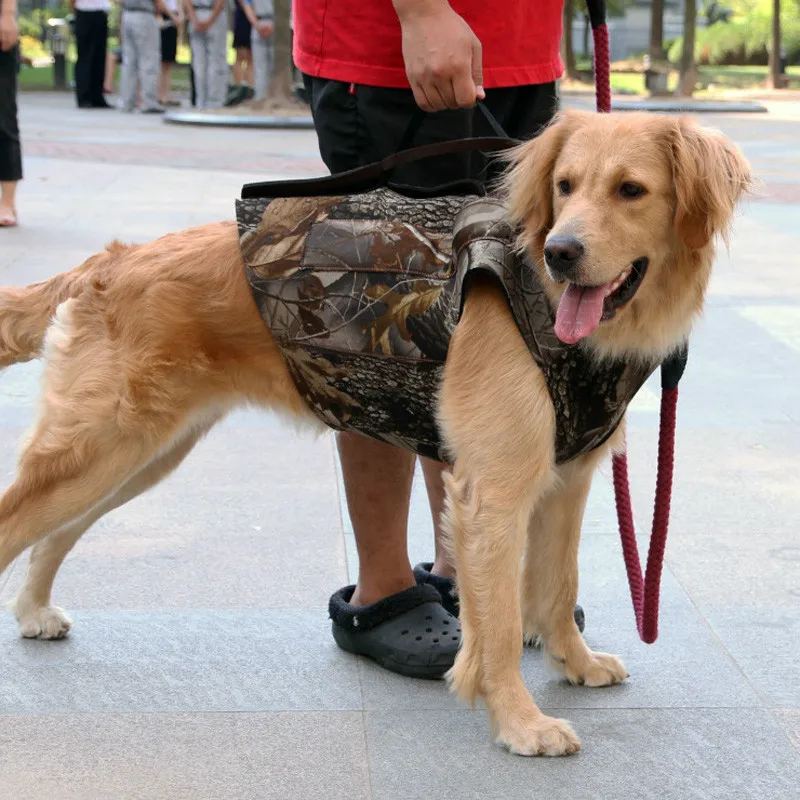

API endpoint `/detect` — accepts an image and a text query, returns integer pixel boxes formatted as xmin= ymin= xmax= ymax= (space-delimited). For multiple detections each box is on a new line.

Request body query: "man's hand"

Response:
xmin=0 ymin=13 xmax=19 ymax=52
xmin=256 ymin=20 xmax=273 ymax=37
xmin=394 ymin=0 xmax=484 ymax=112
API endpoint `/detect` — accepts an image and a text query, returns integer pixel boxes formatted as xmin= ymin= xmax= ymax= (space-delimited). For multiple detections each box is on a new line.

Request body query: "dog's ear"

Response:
xmin=503 ymin=111 xmax=583 ymax=244
xmin=669 ymin=118 xmax=751 ymax=250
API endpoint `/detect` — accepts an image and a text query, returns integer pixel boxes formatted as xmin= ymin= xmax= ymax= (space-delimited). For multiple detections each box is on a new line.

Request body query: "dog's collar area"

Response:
xmin=601 ymin=257 xmax=648 ymax=321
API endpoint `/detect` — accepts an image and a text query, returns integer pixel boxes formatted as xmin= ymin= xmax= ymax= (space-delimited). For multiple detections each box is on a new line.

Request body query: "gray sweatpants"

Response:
xmin=120 ymin=11 xmax=160 ymax=112
xmin=190 ymin=11 xmax=228 ymax=109
xmin=251 ymin=29 xmax=274 ymax=102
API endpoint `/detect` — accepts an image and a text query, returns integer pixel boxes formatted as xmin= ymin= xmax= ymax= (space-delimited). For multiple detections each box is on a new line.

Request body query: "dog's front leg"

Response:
xmin=444 ymin=467 xmax=581 ymax=756
xmin=438 ymin=277 xmax=580 ymax=756
xmin=522 ymin=453 xmax=628 ymax=688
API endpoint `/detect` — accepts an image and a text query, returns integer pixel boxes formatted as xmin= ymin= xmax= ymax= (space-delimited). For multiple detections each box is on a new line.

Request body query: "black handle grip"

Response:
xmin=661 ymin=344 xmax=689 ymax=391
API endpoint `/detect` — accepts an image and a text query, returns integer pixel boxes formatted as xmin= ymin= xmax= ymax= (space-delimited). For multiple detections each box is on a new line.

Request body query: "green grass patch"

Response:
xmin=567 ymin=62 xmax=800 ymax=96
xmin=18 ymin=59 xmax=193 ymax=92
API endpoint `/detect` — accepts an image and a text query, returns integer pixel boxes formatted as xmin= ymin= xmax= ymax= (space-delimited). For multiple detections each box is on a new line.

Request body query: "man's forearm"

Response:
xmin=1 ymin=0 xmax=18 ymax=18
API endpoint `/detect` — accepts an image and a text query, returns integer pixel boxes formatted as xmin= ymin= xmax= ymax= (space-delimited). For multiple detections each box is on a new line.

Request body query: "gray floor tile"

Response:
xmin=624 ymin=426 xmax=800 ymax=541
xmin=774 ymin=709 xmax=800 ymax=752
xmin=0 ymin=610 xmax=362 ymax=713
xmin=659 ymin=306 xmax=800 ymax=428
xmin=665 ymin=530 xmax=800 ymax=608
xmin=706 ymin=609 xmax=800 ymax=707
xmin=0 ymin=712 xmax=370 ymax=800
xmin=365 ymin=708 xmax=800 ymax=800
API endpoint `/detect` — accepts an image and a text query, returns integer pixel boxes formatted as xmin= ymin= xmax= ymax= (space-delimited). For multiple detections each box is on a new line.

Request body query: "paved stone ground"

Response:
xmin=0 ymin=92 xmax=798 ymax=799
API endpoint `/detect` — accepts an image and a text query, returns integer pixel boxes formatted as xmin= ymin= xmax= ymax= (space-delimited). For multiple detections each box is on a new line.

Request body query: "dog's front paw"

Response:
xmin=14 ymin=605 xmax=72 ymax=640
xmin=555 ymin=650 xmax=628 ymax=687
xmin=495 ymin=713 xmax=581 ymax=757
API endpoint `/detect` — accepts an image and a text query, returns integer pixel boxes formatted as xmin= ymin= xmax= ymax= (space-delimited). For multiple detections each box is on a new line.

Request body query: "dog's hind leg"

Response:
xmin=522 ymin=453 xmax=628 ymax=688
xmin=10 ymin=421 xmax=216 ymax=639
xmin=0 ymin=295 xmax=225 ymax=582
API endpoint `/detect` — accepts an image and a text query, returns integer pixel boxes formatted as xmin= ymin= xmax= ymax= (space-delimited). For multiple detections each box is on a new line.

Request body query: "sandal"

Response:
xmin=413 ymin=561 xmax=587 ymax=634
xmin=329 ymin=583 xmax=461 ymax=679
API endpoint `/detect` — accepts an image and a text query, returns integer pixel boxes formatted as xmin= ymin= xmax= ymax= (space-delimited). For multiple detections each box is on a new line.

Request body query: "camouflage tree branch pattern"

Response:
xmin=236 ymin=188 xmax=658 ymax=464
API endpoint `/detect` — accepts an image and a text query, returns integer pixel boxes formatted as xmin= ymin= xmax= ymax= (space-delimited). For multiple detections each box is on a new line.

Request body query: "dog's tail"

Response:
xmin=0 ymin=246 xmax=116 ymax=368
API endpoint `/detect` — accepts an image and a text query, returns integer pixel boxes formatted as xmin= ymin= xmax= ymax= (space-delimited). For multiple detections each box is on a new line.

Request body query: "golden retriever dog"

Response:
xmin=0 ymin=111 xmax=749 ymax=756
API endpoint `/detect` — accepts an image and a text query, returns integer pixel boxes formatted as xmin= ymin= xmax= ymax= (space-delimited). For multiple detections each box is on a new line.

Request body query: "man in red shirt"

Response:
xmin=293 ymin=0 xmax=580 ymax=678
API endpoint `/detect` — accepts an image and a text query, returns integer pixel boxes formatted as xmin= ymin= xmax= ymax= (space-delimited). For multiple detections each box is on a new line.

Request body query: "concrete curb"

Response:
xmin=164 ymin=111 xmax=315 ymax=129
xmin=611 ymin=99 xmax=768 ymax=113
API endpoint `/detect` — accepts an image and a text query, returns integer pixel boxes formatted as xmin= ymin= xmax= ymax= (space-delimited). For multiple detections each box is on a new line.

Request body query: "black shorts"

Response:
xmin=233 ymin=6 xmax=252 ymax=50
xmin=161 ymin=24 xmax=178 ymax=64
xmin=302 ymin=75 xmax=558 ymax=189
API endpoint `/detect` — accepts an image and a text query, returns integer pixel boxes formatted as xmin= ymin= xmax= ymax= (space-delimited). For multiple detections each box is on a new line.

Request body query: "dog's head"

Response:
xmin=505 ymin=110 xmax=751 ymax=361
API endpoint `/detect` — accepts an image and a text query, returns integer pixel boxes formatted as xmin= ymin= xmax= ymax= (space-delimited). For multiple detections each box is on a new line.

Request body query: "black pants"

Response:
xmin=302 ymin=76 xmax=558 ymax=188
xmin=0 ymin=45 xmax=22 ymax=182
xmin=74 ymin=10 xmax=109 ymax=107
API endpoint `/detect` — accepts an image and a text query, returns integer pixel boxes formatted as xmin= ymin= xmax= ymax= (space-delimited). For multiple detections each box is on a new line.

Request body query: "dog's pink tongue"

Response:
xmin=554 ymin=283 xmax=608 ymax=344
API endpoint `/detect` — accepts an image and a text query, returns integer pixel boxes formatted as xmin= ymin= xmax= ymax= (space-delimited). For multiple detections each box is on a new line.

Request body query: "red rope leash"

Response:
xmin=592 ymin=24 xmax=612 ymax=113
xmin=591 ymin=7 xmax=685 ymax=644
xmin=611 ymin=389 xmax=678 ymax=644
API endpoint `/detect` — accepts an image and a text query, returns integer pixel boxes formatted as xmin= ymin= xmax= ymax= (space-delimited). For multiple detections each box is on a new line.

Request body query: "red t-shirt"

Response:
xmin=293 ymin=0 xmax=564 ymax=89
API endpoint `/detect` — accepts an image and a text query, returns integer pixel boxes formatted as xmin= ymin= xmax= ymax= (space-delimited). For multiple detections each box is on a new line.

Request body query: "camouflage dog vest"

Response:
xmin=236 ymin=188 xmax=657 ymax=464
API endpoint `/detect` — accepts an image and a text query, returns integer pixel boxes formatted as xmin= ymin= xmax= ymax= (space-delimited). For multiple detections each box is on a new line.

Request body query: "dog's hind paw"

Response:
xmin=15 ymin=605 xmax=72 ymax=640
xmin=557 ymin=650 xmax=628 ymax=688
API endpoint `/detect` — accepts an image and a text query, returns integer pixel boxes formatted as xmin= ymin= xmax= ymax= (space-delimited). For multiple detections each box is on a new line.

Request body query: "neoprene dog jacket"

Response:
xmin=236 ymin=188 xmax=657 ymax=464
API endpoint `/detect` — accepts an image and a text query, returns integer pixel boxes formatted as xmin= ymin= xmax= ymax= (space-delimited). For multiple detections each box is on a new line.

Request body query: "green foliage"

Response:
xmin=669 ymin=4 xmax=800 ymax=65
xmin=17 ymin=5 xmax=73 ymax=41
xmin=18 ymin=13 xmax=46 ymax=41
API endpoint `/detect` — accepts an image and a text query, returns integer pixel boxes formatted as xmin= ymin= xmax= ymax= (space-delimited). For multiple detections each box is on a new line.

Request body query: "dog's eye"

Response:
xmin=557 ymin=179 xmax=572 ymax=196
xmin=620 ymin=182 xmax=646 ymax=199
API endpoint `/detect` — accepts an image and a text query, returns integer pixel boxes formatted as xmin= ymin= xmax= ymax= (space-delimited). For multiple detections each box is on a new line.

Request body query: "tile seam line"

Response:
xmin=660 ymin=557 xmax=774 ymax=710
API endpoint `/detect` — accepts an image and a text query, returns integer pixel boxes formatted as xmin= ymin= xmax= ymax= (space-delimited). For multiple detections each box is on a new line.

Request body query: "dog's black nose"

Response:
xmin=543 ymin=236 xmax=584 ymax=278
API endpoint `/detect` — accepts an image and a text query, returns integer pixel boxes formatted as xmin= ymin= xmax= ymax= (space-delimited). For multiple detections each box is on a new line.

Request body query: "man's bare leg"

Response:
xmin=337 ymin=432 xmax=417 ymax=606
xmin=332 ymin=434 xmax=461 ymax=679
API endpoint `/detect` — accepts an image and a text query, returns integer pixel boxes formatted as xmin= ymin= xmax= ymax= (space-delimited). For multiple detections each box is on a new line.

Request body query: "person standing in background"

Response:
xmin=232 ymin=0 xmax=253 ymax=89
xmin=120 ymin=0 xmax=167 ymax=112
xmin=158 ymin=0 xmax=181 ymax=106
xmin=0 ymin=0 xmax=21 ymax=227
xmin=240 ymin=0 xmax=272 ymax=102
xmin=70 ymin=0 xmax=112 ymax=108
xmin=184 ymin=0 xmax=228 ymax=109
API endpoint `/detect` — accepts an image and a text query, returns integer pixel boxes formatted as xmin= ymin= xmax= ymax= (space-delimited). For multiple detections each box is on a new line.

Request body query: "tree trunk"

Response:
xmin=266 ymin=0 xmax=293 ymax=103
xmin=649 ymin=0 xmax=665 ymax=61
xmin=677 ymin=0 xmax=697 ymax=97
xmin=563 ymin=0 xmax=578 ymax=80
xmin=768 ymin=0 xmax=783 ymax=89
xmin=583 ymin=14 xmax=590 ymax=58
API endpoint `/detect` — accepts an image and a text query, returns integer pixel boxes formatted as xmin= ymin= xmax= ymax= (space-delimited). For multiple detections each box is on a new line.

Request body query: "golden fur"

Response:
xmin=0 ymin=111 xmax=750 ymax=755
